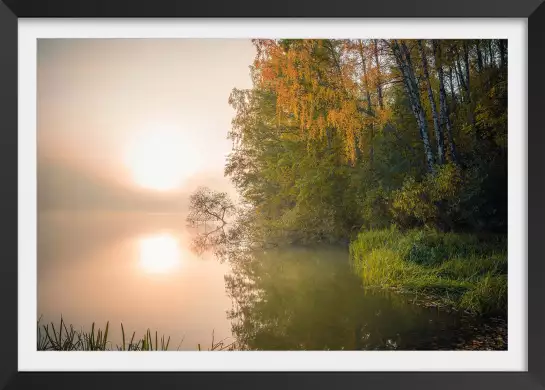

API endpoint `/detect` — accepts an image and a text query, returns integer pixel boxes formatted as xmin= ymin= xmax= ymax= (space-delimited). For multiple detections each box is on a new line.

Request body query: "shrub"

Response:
xmin=391 ymin=163 xmax=463 ymax=230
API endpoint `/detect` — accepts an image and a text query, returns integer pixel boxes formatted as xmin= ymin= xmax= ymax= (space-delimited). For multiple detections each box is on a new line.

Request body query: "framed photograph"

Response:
xmin=0 ymin=0 xmax=542 ymax=389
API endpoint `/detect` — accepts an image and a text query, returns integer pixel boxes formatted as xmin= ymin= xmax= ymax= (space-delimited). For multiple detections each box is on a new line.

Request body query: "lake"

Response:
xmin=38 ymin=211 xmax=233 ymax=350
xmin=38 ymin=212 xmax=505 ymax=350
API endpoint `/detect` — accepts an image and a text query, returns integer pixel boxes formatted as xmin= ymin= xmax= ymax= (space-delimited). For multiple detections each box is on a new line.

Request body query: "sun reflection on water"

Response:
xmin=138 ymin=233 xmax=182 ymax=274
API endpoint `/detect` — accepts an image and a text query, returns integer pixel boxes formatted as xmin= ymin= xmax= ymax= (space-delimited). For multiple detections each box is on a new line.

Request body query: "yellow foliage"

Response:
xmin=253 ymin=39 xmax=387 ymax=165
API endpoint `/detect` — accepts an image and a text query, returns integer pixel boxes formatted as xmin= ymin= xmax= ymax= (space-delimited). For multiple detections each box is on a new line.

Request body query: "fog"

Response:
xmin=37 ymin=39 xmax=257 ymax=348
xmin=38 ymin=39 xmax=256 ymax=212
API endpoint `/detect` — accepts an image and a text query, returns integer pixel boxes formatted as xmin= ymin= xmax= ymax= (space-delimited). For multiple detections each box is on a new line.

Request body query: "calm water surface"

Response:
xmin=38 ymin=212 xmax=501 ymax=350
xmin=38 ymin=211 xmax=232 ymax=350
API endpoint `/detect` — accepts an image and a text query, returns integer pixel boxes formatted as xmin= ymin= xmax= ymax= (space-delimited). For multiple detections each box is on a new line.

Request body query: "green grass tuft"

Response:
xmin=349 ymin=227 xmax=507 ymax=315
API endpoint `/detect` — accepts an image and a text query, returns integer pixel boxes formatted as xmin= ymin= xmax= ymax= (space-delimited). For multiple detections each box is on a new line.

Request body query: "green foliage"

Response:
xmin=459 ymin=274 xmax=507 ymax=314
xmin=349 ymin=228 xmax=507 ymax=315
xmin=226 ymin=39 xmax=507 ymax=245
xmin=391 ymin=163 xmax=464 ymax=229
xmin=356 ymin=185 xmax=391 ymax=231
xmin=221 ymin=39 xmax=507 ymax=319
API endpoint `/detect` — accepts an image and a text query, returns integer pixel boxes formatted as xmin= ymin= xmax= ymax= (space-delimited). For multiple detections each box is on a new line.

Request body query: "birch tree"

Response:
xmin=390 ymin=39 xmax=435 ymax=173
xmin=432 ymin=40 xmax=458 ymax=165
xmin=418 ymin=39 xmax=444 ymax=165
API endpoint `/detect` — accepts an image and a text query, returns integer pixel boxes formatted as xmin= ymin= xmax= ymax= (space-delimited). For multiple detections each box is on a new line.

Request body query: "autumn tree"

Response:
xmin=223 ymin=38 xmax=507 ymax=240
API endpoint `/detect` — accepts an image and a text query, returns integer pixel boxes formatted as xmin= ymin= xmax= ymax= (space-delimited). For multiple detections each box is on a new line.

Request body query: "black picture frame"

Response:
xmin=0 ymin=0 xmax=541 ymax=389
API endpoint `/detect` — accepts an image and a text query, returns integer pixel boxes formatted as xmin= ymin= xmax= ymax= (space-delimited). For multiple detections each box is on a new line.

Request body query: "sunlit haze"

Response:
xmin=38 ymin=39 xmax=255 ymax=211
xmin=123 ymin=124 xmax=199 ymax=191
xmin=37 ymin=39 xmax=256 ymax=348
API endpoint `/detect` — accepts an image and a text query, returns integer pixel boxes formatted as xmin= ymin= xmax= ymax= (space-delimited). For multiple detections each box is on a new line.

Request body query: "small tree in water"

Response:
xmin=186 ymin=187 xmax=237 ymax=258
xmin=187 ymin=186 xmax=236 ymax=228
xmin=187 ymin=187 xmax=269 ymax=262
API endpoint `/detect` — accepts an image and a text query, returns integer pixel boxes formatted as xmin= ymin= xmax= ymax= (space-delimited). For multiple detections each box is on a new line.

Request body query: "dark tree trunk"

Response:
xmin=448 ymin=66 xmax=457 ymax=109
xmin=433 ymin=40 xmax=458 ymax=165
xmin=462 ymin=41 xmax=471 ymax=93
xmin=498 ymin=39 xmax=507 ymax=69
xmin=373 ymin=39 xmax=384 ymax=110
xmin=488 ymin=40 xmax=494 ymax=67
xmin=454 ymin=48 xmax=468 ymax=98
xmin=460 ymin=42 xmax=476 ymax=131
xmin=359 ymin=40 xmax=374 ymax=168
xmin=475 ymin=40 xmax=484 ymax=73
xmin=454 ymin=61 xmax=465 ymax=103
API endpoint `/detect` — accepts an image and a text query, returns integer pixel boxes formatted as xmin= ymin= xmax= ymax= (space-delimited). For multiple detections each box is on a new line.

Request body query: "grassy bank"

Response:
xmin=349 ymin=228 xmax=507 ymax=316
xmin=37 ymin=317 xmax=236 ymax=351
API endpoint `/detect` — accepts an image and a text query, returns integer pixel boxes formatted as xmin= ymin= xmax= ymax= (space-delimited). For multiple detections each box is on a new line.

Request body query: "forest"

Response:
xmin=191 ymin=39 xmax=507 ymax=326
xmin=226 ymin=39 xmax=507 ymax=240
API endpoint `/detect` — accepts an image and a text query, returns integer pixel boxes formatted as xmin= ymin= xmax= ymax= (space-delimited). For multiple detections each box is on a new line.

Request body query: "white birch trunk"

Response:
xmin=391 ymin=40 xmax=435 ymax=173
xmin=419 ymin=40 xmax=444 ymax=165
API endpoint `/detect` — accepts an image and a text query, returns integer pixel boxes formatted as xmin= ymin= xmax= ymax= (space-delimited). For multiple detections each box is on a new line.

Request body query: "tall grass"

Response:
xmin=349 ymin=227 xmax=507 ymax=315
xmin=37 ymin=316 xmax=236 ymax=351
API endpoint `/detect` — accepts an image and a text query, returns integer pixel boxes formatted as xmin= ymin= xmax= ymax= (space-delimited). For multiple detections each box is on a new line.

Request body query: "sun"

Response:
xmin=124 ymin=124 xmax=196 ymax=191
xmin=138 ymin=233 xmax=181 ymax=273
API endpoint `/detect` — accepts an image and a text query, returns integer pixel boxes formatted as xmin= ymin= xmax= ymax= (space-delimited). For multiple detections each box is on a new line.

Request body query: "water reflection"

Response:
xmin=38 ymin=211 xmax=233 ymax=349
xmin=38 ymin=212 xmax=506 ymax=351
xmin=138 ymin=233 xmax=181 ymax=274
xmin=224 ymin=247 xmax=505 ymax=351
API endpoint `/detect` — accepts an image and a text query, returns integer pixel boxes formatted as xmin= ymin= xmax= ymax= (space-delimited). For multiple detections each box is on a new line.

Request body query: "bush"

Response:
xmin=391 ymin=163 xmax=463 ymax=230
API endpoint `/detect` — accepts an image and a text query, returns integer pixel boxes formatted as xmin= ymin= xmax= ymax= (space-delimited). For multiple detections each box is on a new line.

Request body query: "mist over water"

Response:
xmin=36 ymin=39 xmax=256 ymax=348
xmin=38 ymin=211 xmax=233 ymax=349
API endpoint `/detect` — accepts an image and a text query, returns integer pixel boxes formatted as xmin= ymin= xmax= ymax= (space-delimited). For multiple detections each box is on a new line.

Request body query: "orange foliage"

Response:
xmin=252 ymin=39 xmax=390 ymax=164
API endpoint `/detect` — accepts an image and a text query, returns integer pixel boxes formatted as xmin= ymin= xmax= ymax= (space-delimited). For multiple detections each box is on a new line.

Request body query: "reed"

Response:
xmin=37 ymin=316 xmax=236 ymax=351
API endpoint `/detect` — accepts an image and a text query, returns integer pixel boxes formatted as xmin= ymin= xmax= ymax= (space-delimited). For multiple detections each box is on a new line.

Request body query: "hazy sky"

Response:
xmin=38 ymin=39 xmax=256 ymax=212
